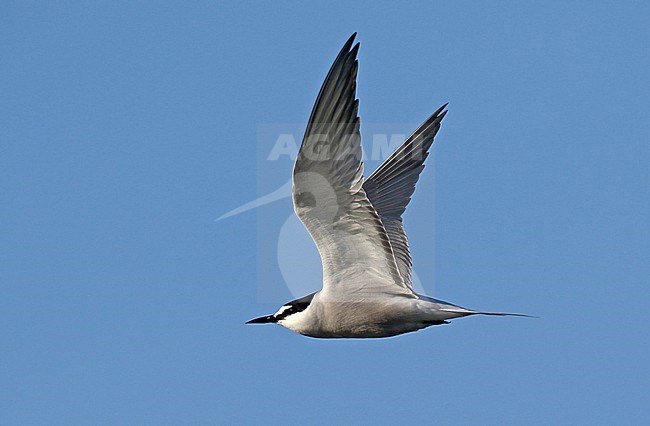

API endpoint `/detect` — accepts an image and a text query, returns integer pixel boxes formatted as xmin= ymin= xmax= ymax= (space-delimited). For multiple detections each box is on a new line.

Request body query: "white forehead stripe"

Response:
xmin=274 ymin=305 xmax=292 ymax=317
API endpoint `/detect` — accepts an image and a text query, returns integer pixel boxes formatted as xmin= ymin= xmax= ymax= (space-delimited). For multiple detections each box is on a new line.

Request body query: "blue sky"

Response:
xmin=2 ymin=1 xmax=649 ymax=424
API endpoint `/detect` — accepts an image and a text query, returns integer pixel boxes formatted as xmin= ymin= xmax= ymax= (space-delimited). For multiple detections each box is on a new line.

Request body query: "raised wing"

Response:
xmin=363 ymin=104 xmax=448 ymax=288
xmin=292 ymin=34 xmax=412 ymax=300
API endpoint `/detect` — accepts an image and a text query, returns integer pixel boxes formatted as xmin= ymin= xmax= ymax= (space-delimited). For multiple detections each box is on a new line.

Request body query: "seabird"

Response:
xmin=247 ymin=34 xmax=531 ymax=338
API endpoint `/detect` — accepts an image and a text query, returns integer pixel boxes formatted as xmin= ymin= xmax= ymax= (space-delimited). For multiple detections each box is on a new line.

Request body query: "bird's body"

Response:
xmin=247 ymin=34 xmax=530 ymax=338
xmin=275 ymin=293 xmax=473 ymax=338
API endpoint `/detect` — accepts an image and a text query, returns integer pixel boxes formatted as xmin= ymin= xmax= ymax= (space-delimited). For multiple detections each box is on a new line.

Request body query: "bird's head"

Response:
xmin=246 ymin=292 xmax=316 ymax=326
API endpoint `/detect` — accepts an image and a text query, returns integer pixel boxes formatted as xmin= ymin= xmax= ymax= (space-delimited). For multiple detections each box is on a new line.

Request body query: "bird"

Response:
xmin=247 ymin=33 xmax=532 ymax=338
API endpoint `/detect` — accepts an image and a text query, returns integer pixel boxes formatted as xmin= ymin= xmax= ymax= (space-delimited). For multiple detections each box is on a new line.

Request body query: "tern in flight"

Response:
xmin=247 ymin=34 xmax=531 ymax=338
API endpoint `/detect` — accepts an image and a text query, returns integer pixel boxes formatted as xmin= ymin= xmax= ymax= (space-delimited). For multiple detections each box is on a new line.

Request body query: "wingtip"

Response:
xmin=350 ymin=41 xmax=360 ymax=56
xmin=432 ymin=102 xmax=449 ymax=118
xmin=342 ymin=33 xmax=357 ymax=51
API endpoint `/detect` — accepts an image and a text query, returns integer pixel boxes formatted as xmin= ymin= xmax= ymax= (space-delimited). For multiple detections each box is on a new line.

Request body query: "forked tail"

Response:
xmin=472 ymin=311 xmax=537 ymax=318
xmin=438 ymin=307 xmax=538 ymax=319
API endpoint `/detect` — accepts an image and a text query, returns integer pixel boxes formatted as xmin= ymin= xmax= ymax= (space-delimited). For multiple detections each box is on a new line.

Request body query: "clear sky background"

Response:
xmin=2 ymin=1 xmax=649 ymax=424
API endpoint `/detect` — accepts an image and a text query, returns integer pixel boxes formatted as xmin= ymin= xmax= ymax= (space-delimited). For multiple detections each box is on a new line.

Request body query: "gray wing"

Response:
xmin=363 ymin=104 xmax=448 ymax=288
xmin=292 ymin=34 xmax=412 ymax=299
